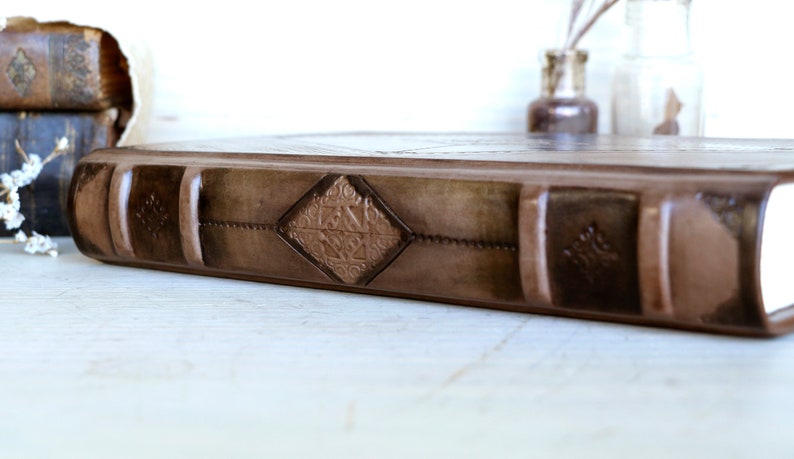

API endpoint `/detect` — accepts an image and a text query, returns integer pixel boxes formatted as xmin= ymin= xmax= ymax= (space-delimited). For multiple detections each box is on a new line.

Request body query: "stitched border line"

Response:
xmin=199 ymin=219 xmax=518 ymax=252
xmin=199 ymin=219 xmax=276 ymax=232
xmin=414 ymin=233 xmax=517 ymax=252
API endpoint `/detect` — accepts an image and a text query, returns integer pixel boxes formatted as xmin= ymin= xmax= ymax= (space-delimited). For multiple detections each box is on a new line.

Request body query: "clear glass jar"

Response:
xmin=528 ymin=49 xmax=598 ymax=134
xmin=611 ymin=0 xmax=703 ymax=136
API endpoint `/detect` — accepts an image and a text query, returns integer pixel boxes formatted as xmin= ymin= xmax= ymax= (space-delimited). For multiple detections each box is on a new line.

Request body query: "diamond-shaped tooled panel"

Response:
xmin=277 ymin=174 xmax=413 ymax=285
xmin=7 ymin=49 xmax=36 ymax=96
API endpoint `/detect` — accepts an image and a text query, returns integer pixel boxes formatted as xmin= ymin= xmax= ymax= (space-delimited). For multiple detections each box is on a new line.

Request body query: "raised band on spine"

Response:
xmin=518 ymin=186 xmax=552 ymax=305
xmin=180 ymin=168 xmax=204 ymax=266
xmin=108 ymin=165 xmax=134 ymax=258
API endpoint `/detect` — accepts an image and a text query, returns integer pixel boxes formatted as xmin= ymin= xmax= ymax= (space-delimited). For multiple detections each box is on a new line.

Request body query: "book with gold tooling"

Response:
xmin=67 ymin=133 xmax=794 ymax=336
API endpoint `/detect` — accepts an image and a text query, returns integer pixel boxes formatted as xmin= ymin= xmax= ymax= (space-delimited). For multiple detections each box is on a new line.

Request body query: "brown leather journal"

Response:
xmin=67 ymin=133 xmax=794 ymax=336
xmin=0 ymin=18 xmax=132 ymax=111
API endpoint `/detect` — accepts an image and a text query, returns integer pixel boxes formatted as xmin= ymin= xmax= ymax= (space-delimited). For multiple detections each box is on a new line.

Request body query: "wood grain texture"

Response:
xmin=2 ymin=238 xmax=794 ymax=458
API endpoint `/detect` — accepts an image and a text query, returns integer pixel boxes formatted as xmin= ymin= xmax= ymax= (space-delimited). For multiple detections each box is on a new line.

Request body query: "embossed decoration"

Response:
xmin=562 ymin=222 xmax=620 ymax=285
xmin=278 ymin=175 xmax=413 ymax=285
xmin=697 ymin=193 xmax=743 ymax=237
xmin=61 ymin=35 xmax=93 ymax=104
xmin=135 ymin=192 xmax=169 ymax=238
xmin=6 ymin=48 xmax=37 ymax=96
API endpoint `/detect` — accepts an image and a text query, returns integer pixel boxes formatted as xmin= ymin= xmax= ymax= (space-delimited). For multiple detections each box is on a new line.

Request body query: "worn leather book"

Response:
xmin=1 ymin=110 xmax=120 ymax=235
xmin=67 ymin=133 xmax=794 ymax=336
xmin=0 ymin=18 xmax=132 ymax=111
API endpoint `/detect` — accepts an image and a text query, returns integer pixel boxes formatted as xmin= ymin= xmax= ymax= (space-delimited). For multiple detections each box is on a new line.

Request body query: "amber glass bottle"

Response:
xmin=528 ymin=49 xmax=598 ymax=134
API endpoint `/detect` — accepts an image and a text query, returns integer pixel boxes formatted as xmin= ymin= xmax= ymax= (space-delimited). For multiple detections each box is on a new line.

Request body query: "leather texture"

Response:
xmin=67 ymin=133 xmax=794 ymax=336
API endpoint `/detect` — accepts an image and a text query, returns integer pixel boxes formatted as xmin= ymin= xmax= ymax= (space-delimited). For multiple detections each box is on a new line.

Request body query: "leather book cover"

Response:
xmin=1 ymin=110 xmax=120 ymax=235
xmin=67 ymin=133 xmax=794 ymax=336
xmin=0 ymin=18 xmax=132 ymax=111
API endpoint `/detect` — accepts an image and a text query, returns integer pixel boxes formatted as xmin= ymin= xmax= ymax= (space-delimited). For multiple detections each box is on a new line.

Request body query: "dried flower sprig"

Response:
xmin=547 ymin=0 xmax=621 ymax=93
xmin=14 ymin=230 xmax=59 ymax=257
xmin=563 ymin=0 xmax=621 ymax=50
xmin=0 ymin=137 xmax=69 ymax=257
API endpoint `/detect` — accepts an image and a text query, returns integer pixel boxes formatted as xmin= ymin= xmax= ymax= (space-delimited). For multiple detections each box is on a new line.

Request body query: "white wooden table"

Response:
xmin=2 ymin=238 xmax=793 ymax=458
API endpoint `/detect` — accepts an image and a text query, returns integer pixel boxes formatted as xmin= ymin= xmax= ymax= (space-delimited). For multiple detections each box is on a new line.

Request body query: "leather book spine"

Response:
xmin=0 ymin=21 xmax=132 ymax=110
xmin=1 ymin=110 xmax=120 ymax=235
xmin=68 ymin=150 xmax=785 ymax=335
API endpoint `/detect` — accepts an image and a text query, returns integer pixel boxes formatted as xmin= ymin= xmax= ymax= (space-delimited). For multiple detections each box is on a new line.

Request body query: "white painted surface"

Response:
xmin=1 ymin=238 xmax=794 ymax=458
xmin=5 ymin=1 xmax=794 ymax=142
xmin=4 ymin=3 xmax=794 ymax=456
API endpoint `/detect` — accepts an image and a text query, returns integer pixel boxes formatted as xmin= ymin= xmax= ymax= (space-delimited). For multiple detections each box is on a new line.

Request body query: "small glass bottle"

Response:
xmin=611 ymin=0 xmax=703 ymax=136
xmin=528 ymin=49 xmax=598 ymax=134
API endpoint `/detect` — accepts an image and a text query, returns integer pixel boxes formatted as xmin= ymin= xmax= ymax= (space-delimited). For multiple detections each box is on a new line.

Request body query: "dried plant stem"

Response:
xmin=42 ymin=145 xmax=68 ymax=166
xmin=14 ymin=138 xmax=69 ymax=166
xmin=549 ymin=0 xmax=620 ymax=94
xmin=13 ymin=139 xmax=30 ymax=164
xmin=1 ymin=138 xmax=69 ymax=197
xmin=567 ymin=0 xmax=586 ymax=41
xmin=564 ymin=0 xmax=621 ymax=50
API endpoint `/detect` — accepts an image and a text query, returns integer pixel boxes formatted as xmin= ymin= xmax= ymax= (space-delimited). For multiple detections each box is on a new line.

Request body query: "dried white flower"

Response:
xmin=23 ymin=231 xmax=58 ymax=257
xmin=0 ymin=194 xmax=24 ymax=229
xmin=21 ymin=153 xmax=43 ymax=177
xmin=1 ymin=138 xmax=69 ymax=256
xmin=55 ymin=137 xmax=69 ymax=151
xmin=0 ymin=173 xmax=12 ymax=189
xmin=6 ymin=187 xmax=20 ymax=210
xmin=4 ymin=209 xmax=24 ymax=230
xmin=2 ymin=154 xmax=43 ymax=189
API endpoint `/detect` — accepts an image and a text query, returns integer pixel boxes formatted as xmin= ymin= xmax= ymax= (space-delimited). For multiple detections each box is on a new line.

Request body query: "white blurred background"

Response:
xmin=4 ymin=1 xmax=789 ymax=143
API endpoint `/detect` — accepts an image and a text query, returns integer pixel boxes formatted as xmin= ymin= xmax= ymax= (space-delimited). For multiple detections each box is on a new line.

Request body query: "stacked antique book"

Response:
xmin=0 ymin=17 xmax=131 ymax=235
